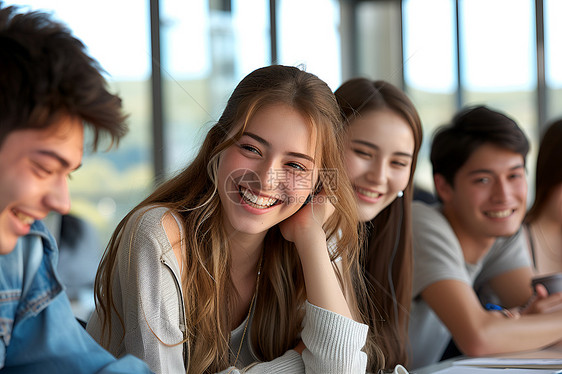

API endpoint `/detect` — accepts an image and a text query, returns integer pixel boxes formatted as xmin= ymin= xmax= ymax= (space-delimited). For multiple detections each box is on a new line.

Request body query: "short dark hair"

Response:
xmin=0 ymin=4 xmax=127 ymax=149
xmin=431 ymin=105 xmax=529 ymax=186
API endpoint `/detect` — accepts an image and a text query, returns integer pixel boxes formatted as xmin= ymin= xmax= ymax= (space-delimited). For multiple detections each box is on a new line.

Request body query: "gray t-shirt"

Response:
xmin=408 ymin=201 xmax=530 ymax=369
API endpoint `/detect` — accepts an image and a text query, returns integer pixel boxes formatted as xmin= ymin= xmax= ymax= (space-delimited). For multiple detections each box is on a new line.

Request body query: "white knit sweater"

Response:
xmin=87 ymin=206 xmax=368 ymax=373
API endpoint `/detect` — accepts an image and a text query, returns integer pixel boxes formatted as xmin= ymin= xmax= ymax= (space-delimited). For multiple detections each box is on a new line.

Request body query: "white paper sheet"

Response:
xmin=453 ymin=357 xmax=562 ymax=369
xmin=433 ymin=367 xmax=559 ymax=374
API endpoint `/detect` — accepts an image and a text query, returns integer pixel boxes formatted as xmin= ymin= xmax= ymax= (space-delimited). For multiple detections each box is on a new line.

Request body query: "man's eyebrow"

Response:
xmin=351 ymin=139 xmax=413 ymax=158
xmin=467 ymin=164 xmax=525 ymax=175
xmin=37 ymin=150 xmax=82 ymax=171
xmin=242 ymin=131 xmax=315 ymax=163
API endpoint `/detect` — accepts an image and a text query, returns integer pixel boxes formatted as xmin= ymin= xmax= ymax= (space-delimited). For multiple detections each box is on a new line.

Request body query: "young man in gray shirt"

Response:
xmin=409 ymin=106 xmax=562 ymax=369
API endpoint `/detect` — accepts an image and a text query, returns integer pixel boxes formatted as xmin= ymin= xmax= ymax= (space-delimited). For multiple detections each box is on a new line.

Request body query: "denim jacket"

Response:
xmin=0 ymin=220 xmax=152 ymax=373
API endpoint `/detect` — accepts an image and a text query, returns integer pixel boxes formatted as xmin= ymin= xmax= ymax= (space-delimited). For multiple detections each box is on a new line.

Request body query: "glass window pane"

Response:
xmin=402 ymin=0 xmax=457 ymax=191
xmin=355 ymin=1 xmax=402 ymax=87
xmin=5 ymin=0 xmax=153 ymax=248
xmin=278 ymin=0 xmax=341 ymax=89
xmin=460 ymin=0 xmax=537 ymax=138
xmin=161 ymin=0 xmax=270 ymax=173
xmin=545 ymin=0 xmax=562 ymax=120
xmin=460 ymin=0 xmax=538 ymax=195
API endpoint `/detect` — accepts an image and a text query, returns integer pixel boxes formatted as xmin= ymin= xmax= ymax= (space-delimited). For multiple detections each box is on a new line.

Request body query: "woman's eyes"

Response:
xmin=353 ymin=148 xmax=371 ymax=158
xmin=240 ymin=144 xmax=308 ymax=171
xmin=286 ymin=162 xmax=306 ymax=171
xmin=392 ymin=160 xmax=410 ymax=168
xmin=240 ymin=144 xmax=262 ymax=155
xmin=352 ymin=149 xmax=410 ymax=169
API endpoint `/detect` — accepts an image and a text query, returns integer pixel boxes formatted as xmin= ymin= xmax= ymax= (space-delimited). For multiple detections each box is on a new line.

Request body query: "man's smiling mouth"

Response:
xmin=13 ymin=209 xmax=35 ymax=225
xmin=484 ymin=209 xmax=514 ymax=218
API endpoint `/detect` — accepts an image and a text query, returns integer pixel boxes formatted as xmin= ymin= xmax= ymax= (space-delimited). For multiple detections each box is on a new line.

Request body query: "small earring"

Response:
xmin=397 ymin=191 xmax=404 ymax=198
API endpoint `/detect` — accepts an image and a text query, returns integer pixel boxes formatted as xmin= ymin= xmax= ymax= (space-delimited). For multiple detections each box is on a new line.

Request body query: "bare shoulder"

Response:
xmin=161 ymin=210 xmax=184 ymax=269
xmin=161 ymin=211 xmax=181 ymax=241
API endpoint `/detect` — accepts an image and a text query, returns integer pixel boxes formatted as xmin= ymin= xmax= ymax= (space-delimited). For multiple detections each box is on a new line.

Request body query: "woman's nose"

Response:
xmin=255 ymin=162 xmax=279 ymax=191
xmin=365 ymin=159 xmax=386 ymax=185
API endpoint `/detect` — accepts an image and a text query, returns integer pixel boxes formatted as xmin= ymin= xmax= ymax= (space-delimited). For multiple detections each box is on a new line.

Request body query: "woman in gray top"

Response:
xmin=87 ymin=65 xmax=370 ymax=373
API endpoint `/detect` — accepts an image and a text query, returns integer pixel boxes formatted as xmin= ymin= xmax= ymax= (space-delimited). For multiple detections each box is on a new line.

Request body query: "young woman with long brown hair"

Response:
xmin=335 ymin=78 xmax=423 ymax=373
xmin=87 ymin=65 xmax=370 ymax=373
xmin=525 ymin=119 xmax=562 ymax=275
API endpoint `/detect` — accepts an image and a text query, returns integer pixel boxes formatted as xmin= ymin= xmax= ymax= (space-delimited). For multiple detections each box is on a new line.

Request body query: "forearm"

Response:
xmin=458 ymin=310 xmax=562 ymax=356
xmin=295 ymin=232 xmax=353 ymax=319
xmin=426 ymin=280 xmax=562 ymax=359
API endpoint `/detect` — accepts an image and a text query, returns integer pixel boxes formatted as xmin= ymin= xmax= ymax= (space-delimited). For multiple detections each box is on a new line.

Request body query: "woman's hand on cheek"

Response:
xmin=280 ymin=192 xmax=354 ymax=319
xmin=279 ymin=191 xmax=334 ymax=255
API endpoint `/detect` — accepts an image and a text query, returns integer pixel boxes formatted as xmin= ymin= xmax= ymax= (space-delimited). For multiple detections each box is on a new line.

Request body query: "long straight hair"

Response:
xmin=94 ymin=65 xmax=367 ymax=373
xmin=526 ymin=119 xmax=562 ymax=223
xmin=335 ymin=78 xmax=423 ymax=371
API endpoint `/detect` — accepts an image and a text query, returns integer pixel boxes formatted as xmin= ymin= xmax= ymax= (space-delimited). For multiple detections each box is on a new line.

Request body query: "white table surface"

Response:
xmin=410 ymin=342 xmax=562 ymax=374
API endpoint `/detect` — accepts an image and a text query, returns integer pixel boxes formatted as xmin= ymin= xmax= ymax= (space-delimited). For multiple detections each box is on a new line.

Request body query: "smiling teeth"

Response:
xmin=357 ymin=187 xmax=381 ymax=199
xmin=15 ymin=211 xmax=35 ymax=225
xmin=240 ymin=187 xmax=277 ymax=209
xmin=486 ymin=210 xmax=512 ymax=218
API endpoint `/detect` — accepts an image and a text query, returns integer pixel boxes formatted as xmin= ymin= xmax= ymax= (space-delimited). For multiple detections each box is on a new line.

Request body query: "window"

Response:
xmin=278 ymin=0 xmax=341 ymax=89
xmin=160 ymin=0 xmax=270 ymax=173
xmin=460 ymin=0 xmax=537 ymax=140
xmin=401 ymin=0 xmax=540 ymax=192
xmin=403 ymin=0 xmax=457 ymax=191
xmin=545 ymin=0 xmax=562 ymax=121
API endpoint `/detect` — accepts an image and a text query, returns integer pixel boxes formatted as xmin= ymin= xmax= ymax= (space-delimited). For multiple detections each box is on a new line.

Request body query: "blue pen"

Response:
xmin=485 ymin=303 xmax=503 ymax=311
xmin=485 ymin=303 xmax=515 ymax=318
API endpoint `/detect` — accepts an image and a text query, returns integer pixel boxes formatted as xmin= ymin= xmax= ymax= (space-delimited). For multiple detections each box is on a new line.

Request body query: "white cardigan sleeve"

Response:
xmin=89 ymin=207 xmax=368 ymax=374
xmin=217 ymin=302 xmax=368 ymax=374
xmin=300 ymin=301 xmax=368 ymax=373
